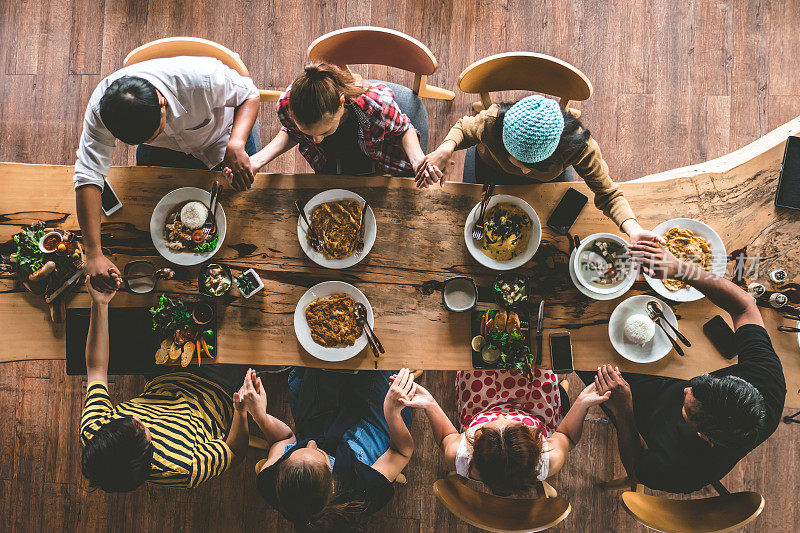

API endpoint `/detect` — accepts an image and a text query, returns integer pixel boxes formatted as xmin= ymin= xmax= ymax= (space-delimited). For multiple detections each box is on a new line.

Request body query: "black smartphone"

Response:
xmin=101 ymin=178 xmax=122 ymax=216
xmin=775 ymin=136 xmax=800 ymax=209
xmin=702 ymin=315 xmax=737 ymax=359
xmin=549 ymin=331 xmax=574 ymax=374
xmin=547 ymin=187 xmax=588 ymax=235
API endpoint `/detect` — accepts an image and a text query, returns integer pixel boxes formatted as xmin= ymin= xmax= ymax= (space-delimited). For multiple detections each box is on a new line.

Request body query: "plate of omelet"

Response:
xmin=464 ymin=195 xmax=542 ymax=271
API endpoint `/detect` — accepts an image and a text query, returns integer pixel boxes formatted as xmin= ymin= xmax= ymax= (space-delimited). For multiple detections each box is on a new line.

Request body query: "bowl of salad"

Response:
xmin=198 ymin=263 xmax=232 ymax=298
xmin=493 ymin=272 xmax=528 ymax=309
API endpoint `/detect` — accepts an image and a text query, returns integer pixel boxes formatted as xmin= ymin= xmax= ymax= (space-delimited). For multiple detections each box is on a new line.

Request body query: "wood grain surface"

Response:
xmin=1 ymin=156 xmax=799 ymax=407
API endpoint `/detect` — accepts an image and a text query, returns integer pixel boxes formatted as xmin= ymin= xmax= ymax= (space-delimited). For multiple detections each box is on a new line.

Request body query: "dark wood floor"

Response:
xmin=2 ymin=1 xmax=800 ymax=531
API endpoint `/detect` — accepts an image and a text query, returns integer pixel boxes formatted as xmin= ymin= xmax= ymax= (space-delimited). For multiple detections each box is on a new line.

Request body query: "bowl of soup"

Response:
xmin=573 ymin=233 xmax=638 ymax=294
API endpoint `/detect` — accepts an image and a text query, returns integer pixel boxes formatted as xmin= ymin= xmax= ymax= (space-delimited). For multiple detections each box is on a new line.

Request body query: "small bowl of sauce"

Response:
xmin=192 ymin=302 xmax=214 ymax=325
xmin=39 ymin=231 xmax=63 ymax=254
xmin=442 ymin=276 xmax=478 ymax=312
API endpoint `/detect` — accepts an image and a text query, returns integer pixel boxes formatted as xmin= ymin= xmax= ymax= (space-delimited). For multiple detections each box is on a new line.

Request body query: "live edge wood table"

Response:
xmin=2 ymin=118 xmax=800 ymax=409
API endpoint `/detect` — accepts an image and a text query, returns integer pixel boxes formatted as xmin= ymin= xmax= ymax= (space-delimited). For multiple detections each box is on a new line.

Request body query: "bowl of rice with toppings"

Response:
xmin=150 ymin=187 xmax=226 ymax=266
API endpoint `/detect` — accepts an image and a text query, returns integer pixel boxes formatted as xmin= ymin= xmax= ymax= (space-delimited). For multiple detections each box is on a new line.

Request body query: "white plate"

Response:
xmin=293 ymin=281 xmax=374 ymax=362
xmin=297 ymin=189 xmax=376 ymax=269
xmin=609 ymin=295 xmax=678 ymax=363
xmin=568 ymin=249 xmax=636 ymax=301
xmin=150 ymin=187 xmax=226 ymax=266
xmin=464 ymin=194 xmax=542 ymax=271
xmin=644 ymin=218 xmax=727 ymax=302
xmin=796 ymin=320 xmax=800 ymax=349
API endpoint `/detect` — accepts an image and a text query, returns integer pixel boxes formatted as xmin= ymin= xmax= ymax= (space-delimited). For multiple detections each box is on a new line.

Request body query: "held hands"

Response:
xmin=389 ymin=372 xmax=436 ymax=410
xmin=233 ymin=368 xmax=267 ymax=415
xmin=628 ymin=241 xmax=683 ymax=279
xmin=384 ymin=368 xmax=417 ymax=413
xmin=413 ymin=144 xmax=456 ymax=189
xmin=576 ymin=381 xmax=612 ymax=407
xmin=594 ymin=364 xmax=633 ymax=415
xmin=84 ymin=274 xmax=116 ymax=305
xmin=222 ymin=141 xmax=255 ymax=191
xmin=85 ymin=254 xmax=122 ymax=293
xmin=621 ymin=219 xmax=666 ymax=247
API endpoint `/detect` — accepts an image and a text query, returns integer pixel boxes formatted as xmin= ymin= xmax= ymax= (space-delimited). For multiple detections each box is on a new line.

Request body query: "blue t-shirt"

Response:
xmin=284 ymin=418 xmax=388 ymax=467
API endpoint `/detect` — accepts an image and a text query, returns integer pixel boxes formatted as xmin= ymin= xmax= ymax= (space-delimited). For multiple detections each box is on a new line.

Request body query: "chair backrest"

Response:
xmin=457 ymin=52 xmax=593 ymax=110
xmin=433 ymin=474 xmax=571 ymax=532
xmin=124 ymin=37 xmax=250 ymax=76
xmin=123 ymin=37 xmax=282 ymax=101
xmin=621 ymin=490 xmax=765 ymax=533
xmin=308 ymin=26 xmax=437 ymax=75
xmin=308 ymin=26 xmax=453 ymax=100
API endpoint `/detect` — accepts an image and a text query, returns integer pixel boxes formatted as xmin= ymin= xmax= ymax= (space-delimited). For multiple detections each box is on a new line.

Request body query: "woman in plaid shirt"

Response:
xmin=247 ymin=62 xmax=438 ymax=179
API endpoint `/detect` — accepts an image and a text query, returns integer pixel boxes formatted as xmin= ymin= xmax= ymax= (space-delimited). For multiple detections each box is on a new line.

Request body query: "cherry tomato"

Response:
xmin=192 ymin=230 xmax=205 ymax=243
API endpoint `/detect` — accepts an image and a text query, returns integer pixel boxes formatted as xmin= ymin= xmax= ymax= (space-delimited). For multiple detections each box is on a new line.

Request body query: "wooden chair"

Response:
xmin=433 ymin=473 xmax=571 ymax=532
xmin=605 ymin=477 xmax=765 ymax=532
xmin=123 ymin=36 xmax=282 ymax=102
xmin=457 ymin=52 xmax=593 ymax=113
xmin=307 ymin=26 xmax=454 ymax=101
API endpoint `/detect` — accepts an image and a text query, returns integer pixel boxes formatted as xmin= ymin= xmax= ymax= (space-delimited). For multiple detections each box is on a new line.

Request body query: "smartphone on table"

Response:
xmin=702 ymin=315 xmax=737 ymax=359
xmin=775 ymin=136 xmax=800 ymax=209
xmin=547 ymin=187 xmax=589 ymax=235
xmin=101 ymin=178 xmax=123 ymax=216
xmin=549 ymin=331 xmax=574 ymax=374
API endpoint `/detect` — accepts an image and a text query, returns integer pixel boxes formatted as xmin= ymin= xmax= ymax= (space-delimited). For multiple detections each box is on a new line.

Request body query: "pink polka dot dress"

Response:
xmin=456 ymin=369 xmax=562 ymax=436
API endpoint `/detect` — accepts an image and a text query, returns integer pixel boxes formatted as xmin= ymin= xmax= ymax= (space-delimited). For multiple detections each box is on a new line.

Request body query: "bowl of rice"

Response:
xmin=150 ymin=187 xmax=226 ymax=266
xmin=608 ymin=295 xmax=678 ymax=363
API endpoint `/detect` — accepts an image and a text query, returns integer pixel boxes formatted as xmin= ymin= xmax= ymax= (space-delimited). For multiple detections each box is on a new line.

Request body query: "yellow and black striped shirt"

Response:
xmin=80 ymin=372 xmax=234 ymax=489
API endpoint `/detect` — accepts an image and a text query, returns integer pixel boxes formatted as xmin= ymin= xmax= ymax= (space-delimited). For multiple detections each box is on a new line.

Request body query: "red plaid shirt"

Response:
xmin=277 ymin=83 xmax=414 ymax=176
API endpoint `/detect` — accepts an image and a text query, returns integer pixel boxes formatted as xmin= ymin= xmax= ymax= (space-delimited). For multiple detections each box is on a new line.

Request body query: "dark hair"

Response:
xmin=99 ymin=76 xmax=162 ymax=145
xmin=494 ymin=100 xmax=591 ymax=169
xmin=687 ymin=374 xmax=766 ymax=448
xmin=470 ymin=423 xmax=544 ymax=496
xmin=81 ymin=416 xmax=153 ymax=492
xmin=289 ymin=62 xmax=366 ymax=128
xmin=273 ymin=455 xmax=364 ymax=532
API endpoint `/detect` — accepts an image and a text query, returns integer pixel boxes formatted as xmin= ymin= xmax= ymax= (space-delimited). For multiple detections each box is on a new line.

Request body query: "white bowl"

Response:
xmin=643 ymin=218 xmax=727 ymax=302
xmin=297 ymin=189 xmax=376 ymax=269
xmin=609 ymin=295 xmax=678 ymax=363
xmin=464 ymin=194 xmax=542 ymax=271
xmin=573 ymin=233 xmax=639 ymax=294
xmin=150 ymin=187 xmax=226 ymax=266
xmin=568 ymin=249 xmax=635 ymax=301
xmin=236 ymin=268 xmax=264 ymax=299
xmin=293 ymin=281 xmax=374 ymax=362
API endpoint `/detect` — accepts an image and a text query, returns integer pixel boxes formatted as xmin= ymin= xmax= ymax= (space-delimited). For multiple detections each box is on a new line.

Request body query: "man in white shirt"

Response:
xmin=74 ymin=56 xmax=260 ymax=291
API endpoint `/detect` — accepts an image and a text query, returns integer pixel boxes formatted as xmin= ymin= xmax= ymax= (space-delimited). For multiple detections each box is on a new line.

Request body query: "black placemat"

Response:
xmin=66 ymin=307 xmax=159 ymax=375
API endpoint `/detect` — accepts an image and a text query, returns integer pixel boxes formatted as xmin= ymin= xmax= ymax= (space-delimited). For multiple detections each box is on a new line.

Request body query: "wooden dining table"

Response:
xmin=2 ymin=118 xmax=800 ymax=409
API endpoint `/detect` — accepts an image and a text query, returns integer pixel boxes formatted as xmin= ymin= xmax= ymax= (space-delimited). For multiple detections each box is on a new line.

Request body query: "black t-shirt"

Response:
xmin=318 ymin=107 xmax=376 ymax=175
xmin=256 ymin=439 xmax=394 ymax=519
xmin=633 ymin=324 xmax=786 ymax=493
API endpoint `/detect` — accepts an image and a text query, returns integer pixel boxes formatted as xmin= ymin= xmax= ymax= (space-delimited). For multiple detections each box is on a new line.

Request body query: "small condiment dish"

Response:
xmin=235 ymin=268 xmax=264 ymax=299
xmin=192 ymin=302 xmax=214 ymax=325
xmin=38 ymin=231 xmax=63 ymax=254
xmin=442 ymin=276 xmax=478 ymax=312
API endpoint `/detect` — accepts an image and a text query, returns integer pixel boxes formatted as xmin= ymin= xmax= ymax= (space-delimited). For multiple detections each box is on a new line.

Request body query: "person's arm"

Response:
xmin=84 ymin=275 xmax=116 ymax=384
xmin=629 ymin=242 xmax=764 ymax=328
xmin=222 ymin=96 xmax=260 ymax=191
xmin=225 ymin=408 xmax=250 ymax=466
xmin=546 ymin=382 xmax=612 ymax=476
xmin=249 ymin=129 xmax=298 ymax=171
xmin=371 ymin=368 xmax=416 ymax=481
xmin=594 ymin=365 xmax=648 ymax=487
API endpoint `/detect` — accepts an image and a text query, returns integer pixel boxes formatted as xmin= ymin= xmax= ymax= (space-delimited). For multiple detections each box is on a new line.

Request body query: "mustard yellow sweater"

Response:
xmin=444 ymin=104 xmax=636 ymax=227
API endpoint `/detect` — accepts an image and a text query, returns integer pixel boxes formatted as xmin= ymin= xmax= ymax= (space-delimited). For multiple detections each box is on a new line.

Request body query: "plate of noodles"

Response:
xmin=643 ymin=218 xmax=727 ymax=302
xmin=297 ymin=189 xmax=376 ymax=269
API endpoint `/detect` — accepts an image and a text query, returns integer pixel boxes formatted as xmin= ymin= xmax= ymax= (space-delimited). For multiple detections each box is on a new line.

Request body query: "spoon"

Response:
xmin=354 ymin=308 xmax=380 ymax=357
xmin=647 ymin=301 xmax=691 ymax=347
xmin=356 ymin=302 xmax=384 ymax=354
xmin=646 ymin=306 xmax=685 ymax=356
xmin=294 ymin=200 xmax=323 ymax=252
xmin=123 ymin=268 xmax=175 ymax=281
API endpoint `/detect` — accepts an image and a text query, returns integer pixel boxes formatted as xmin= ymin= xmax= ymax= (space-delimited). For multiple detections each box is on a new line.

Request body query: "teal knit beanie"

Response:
xmin=502 ymin=95 xmax=565 ymax=163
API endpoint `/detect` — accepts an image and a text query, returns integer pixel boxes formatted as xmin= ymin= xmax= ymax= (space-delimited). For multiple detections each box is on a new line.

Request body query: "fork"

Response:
xmin=471 ymin=184 xmax=496 ymax=241
xmin=294 ymin=200 xmax=323 ymax=252
xmin=202 ymin=181 xmax=220 ymax=238
xmin=354 ymin=201 xmax=369 ymax=258
xmin=646 ymin=307 xmax=684 ymax=356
